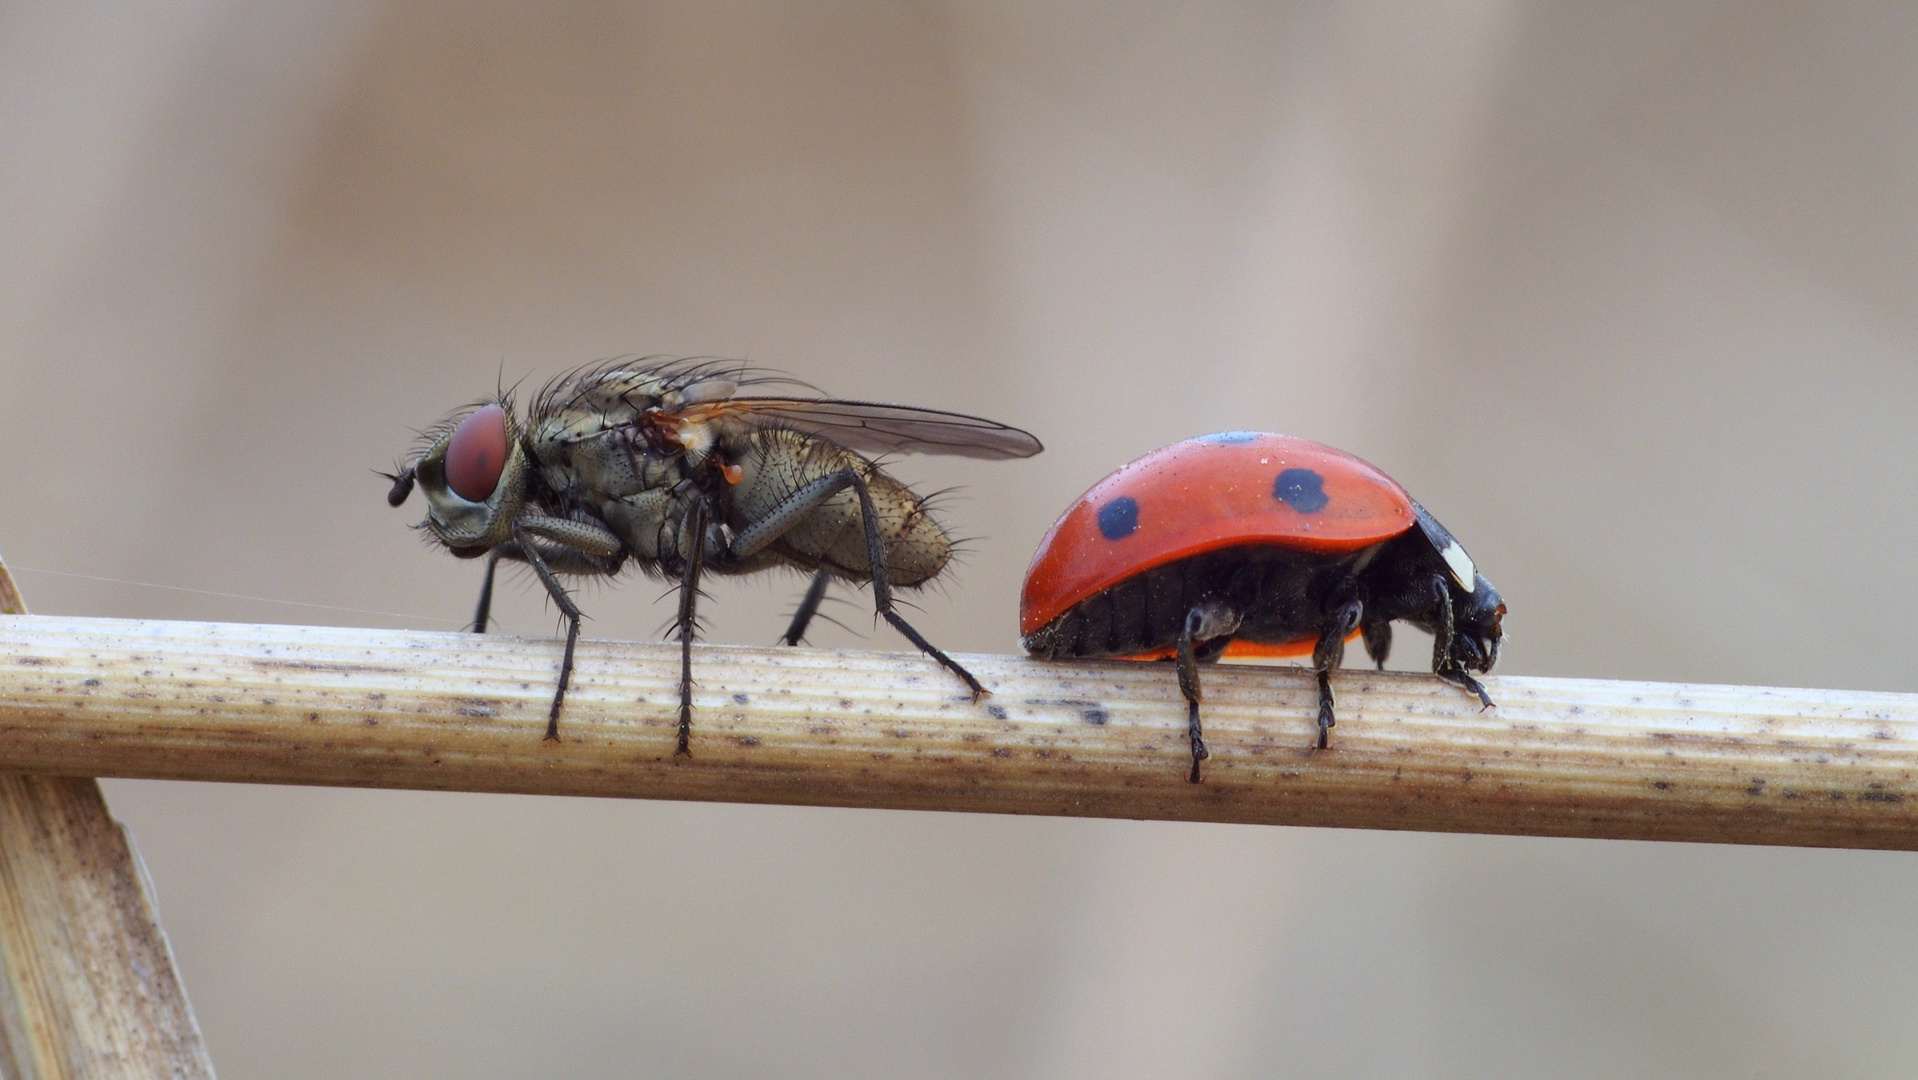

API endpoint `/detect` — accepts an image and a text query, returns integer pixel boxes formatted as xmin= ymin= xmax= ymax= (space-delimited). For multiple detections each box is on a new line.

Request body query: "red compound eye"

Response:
xmin=445 ymin=404 xmax=508 ymax=502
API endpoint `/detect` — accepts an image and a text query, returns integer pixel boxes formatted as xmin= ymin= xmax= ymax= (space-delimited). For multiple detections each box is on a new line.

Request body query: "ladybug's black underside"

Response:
xmin=1023 ymin=525 xmax=1502 ymax=779
xmin=1022 ymin=528 xmax=1448 ymax=661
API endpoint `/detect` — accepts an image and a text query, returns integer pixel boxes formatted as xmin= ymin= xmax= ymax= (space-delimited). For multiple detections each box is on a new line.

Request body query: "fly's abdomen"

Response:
xmin=733 ymin=428 xmax=951 ymax=586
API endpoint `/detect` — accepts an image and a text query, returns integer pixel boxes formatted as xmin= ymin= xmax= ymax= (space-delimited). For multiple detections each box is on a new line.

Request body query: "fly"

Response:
xmin=384 ymin=358 xmax=1043 ymax=753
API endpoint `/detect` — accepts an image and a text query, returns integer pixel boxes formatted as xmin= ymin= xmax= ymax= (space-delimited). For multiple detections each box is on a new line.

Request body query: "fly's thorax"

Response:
xmin=532 ymin=422 xmax=687 ymax=500
xmin=599 ymin=486 xmax=698 ymax=566
xmin=731 ymin=428 xmax=952 ymax=586
xmin=411 ymin=409 xmax=532 ymax=551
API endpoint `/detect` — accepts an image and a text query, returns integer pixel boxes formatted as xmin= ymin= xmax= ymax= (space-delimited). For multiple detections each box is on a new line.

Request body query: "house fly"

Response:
xmin=384 ymin=359 xmax=1043 ymax=754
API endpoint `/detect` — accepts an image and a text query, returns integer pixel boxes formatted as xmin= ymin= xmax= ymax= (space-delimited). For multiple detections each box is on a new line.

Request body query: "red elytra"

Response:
xmin=445 ymin=404 xmax=510 ymax=502
xmin=1019 ymin=431 xmax=1416 ymax=639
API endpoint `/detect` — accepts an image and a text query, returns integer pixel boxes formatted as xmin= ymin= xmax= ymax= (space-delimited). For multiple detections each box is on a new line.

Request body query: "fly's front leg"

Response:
xmin=781 ymin=569 xmax=832 ymax=646
xmin=503 ymin=513 xmax=623 ymax=741
xmin=510 ymin=523 xmax=586 ymax=742
xmin=673 ymin=498 xmax=709 ymax=756
xmin=1312 ymin=597 xmax=1363 ymax=749
xmin=730 ymin=469 xmax=987 ymax=700
xmin=473 ymin=550 xmax=503 ymax=633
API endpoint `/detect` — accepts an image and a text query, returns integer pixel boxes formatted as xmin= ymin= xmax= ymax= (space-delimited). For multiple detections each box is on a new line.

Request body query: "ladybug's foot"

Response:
xmin=1315 ymin=670 xmax=1337 ymax=750
xmin=1186 ymin=701 xmax=1209 ymax=784
xmin=1441 ymin=668 xmax=1495 ymax=711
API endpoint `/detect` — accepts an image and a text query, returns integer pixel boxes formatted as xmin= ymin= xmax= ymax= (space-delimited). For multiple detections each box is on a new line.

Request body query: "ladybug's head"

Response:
xmin=1408 ymin=502 xmax=1504 ymax=673
xmin=1448 ymin=574 xmax=1505 ymax=673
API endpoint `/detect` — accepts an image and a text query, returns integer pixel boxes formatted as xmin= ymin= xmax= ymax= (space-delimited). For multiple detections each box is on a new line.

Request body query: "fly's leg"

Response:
xmin=1175 ymin=600 xmax=1241 ymax=784
xmin=845 ymin=473 xmax=987 ymax=700
xmin=671 ymin=498 xmax=714 ymax=756
xmin=729 ymin=469 xmax=987 ymax=700
xmin=1312 ymin=598 xmax=1364 ymax=749
xmin=510 ymin=523 xmax=585 ymax=742
xmin=1429 ymin=575 xmax=1495 ymax=709
xmin=781 ymin=569 xmax=833 ymax=646
xmin=472 ymin=550 xmax=503 ymax=633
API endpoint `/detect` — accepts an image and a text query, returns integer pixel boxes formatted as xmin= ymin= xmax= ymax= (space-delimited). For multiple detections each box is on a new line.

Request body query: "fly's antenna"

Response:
xmin=379 ymin=465 xmax=417 ymax=506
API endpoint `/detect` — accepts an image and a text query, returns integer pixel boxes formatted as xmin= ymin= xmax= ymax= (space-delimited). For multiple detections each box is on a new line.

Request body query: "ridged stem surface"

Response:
xmin=2 ymin=614 xmax=1914 ymax=848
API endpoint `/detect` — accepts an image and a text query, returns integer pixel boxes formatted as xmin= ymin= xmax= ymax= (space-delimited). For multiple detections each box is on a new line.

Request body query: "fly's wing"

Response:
xmin=681 ymin=398 xmax=1044 ymax=460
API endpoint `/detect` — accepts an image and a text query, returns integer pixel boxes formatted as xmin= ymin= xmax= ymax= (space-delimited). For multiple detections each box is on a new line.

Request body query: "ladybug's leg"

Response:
xmin=1428 ymin=575 xmax=1494 ymax=710
xmin=672 ymin=497 xmax=711 ymax=756
xmin=780 ymin=569 xmax=834 ymax=646
xmin=1441 ymin=669 xmax=1495 ymax=710
xmin=1361 ymin=619 xmax=1392 ymax=670
xmin=1175 ymin=600 xmax=1241 ymax=783
xmin=1311 ymin=599 xmax=1364 ymax=749
xmin=1428 ymin=574 xmax=1456 ymax=671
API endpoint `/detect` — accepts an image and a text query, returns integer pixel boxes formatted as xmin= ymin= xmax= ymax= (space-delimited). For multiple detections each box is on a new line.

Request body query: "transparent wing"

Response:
xmin=683 ymin=398 xmax=1043 ymax=460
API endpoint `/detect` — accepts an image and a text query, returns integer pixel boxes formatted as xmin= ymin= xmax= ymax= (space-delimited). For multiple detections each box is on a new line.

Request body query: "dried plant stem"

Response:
xmin=1 ymin=613 xmax=1916 ymax=849
xmin=0 ymin=564 xmax=212 ymax=1080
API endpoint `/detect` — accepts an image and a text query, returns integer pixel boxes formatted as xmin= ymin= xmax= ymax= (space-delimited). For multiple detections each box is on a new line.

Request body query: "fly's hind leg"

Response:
xmin=845 ymin=473 xmax=988 ymax=700
xmin=728 ymin=468 xmax=986 ymax=700
xmin=781 ymin=569 xmax=833 ymax=646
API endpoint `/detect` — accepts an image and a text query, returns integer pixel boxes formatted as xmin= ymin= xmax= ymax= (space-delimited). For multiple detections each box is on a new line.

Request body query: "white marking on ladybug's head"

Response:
xmin=1440 ymin=540 xmax=1476 ymax=593
xmin=1413 ymin=501 xmax=1476 ymax=593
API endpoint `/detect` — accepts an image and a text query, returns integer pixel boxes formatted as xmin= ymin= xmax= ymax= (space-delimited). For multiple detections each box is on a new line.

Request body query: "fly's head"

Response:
xmin=387 ymin=402 xmax=531 ymax=556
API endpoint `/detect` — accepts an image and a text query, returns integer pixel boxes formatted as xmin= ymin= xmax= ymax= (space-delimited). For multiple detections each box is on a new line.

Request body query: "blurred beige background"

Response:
xmin=3 ymin=1 xmax=1916 ymax=1076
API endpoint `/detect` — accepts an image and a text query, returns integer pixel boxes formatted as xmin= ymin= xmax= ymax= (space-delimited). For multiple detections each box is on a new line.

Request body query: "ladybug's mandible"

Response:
xmin=1020 ymin=431 xmax=1505 ymax=782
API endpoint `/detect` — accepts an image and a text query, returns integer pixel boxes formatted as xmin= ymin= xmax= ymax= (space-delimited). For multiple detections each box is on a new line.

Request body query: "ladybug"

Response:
xmin=1020 ymin=431 xmax=1505 ymax=782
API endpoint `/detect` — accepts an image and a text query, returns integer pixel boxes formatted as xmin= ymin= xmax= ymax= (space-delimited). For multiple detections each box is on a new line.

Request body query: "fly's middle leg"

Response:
xmin=781 ymin=569 xmax=833 ymax=646
xmin=673 ymin=498 xmax=709 ymax=756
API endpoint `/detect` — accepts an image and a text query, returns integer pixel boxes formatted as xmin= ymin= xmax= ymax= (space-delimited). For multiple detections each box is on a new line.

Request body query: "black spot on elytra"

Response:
xmin=1273 ymin=468 xmax=1328 ymax=513
xmin=1097 ymin=496 xmax=1140 ymax=540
